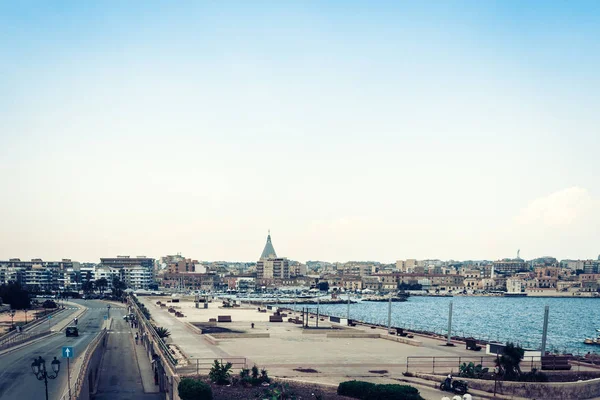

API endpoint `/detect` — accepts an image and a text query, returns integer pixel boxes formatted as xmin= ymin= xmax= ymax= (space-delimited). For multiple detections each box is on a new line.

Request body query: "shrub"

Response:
xmin=42 ymin=300 xmax=57 ymax=309
xmin=209 ymin=359 xmax=232 ymax=385
xmin=337 ymin=380 xmax=423 ymax=400
xmin=519 ymin=368 xmax=549 ymax=382
xmin=241 ymin=365 xmax=269 ymax=386
xmin=262 ymin=382 xmax=295 ymax=399
xmin=369 ymin=384 xmax=424 ymax=400
xmin=178 ymin=377 xmax=212 ymax=400
xmin=459 ymin=362 xmax=489 ymax=378
xmin=337 ymin=381 xmax=376 ymax=398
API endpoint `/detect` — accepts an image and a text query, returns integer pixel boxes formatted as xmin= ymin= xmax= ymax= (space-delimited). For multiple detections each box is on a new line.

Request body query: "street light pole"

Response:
xmin=31 ymin=356 xmax=61 ymax=400
xmin=9 ymin=310 xmax=16 ymax=330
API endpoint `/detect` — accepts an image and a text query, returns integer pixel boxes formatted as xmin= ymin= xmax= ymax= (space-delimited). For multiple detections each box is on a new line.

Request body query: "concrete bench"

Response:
xmin=217 ymin=315 xmax=232 ymax=323
xmin=269 ymin=315 xmax=283 ymax=322
xmin=542 ymin=356 xmax=571 ymax=370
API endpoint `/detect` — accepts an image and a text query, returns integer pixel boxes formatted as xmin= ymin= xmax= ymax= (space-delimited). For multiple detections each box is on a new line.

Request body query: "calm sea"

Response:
xmin=279 ymin=296 xmax=600 ymax=354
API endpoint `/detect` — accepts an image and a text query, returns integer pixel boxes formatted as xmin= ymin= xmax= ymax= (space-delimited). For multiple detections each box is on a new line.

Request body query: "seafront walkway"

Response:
xmin=138 ymin=296 xmax=532 ymax=399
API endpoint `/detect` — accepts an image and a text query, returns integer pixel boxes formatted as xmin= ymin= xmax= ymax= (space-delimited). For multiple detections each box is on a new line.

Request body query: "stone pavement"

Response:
xmin=140 ymin=297 xmax=523 ymax=399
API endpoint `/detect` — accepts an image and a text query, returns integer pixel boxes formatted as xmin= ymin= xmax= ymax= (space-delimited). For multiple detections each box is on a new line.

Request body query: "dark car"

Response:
xmin=65 ymin=326 xmax=79 ymax=337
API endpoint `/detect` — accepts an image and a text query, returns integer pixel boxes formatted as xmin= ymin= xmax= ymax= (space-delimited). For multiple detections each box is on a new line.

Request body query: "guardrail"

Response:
xmin=0 ymin=330 xmax=51 ymax=352
xmin=405 ymin=355 xmax=578 ymax=374
xmin=177 ymin=357 xmax=247 ymax=376
xmin=0 ymin=308 xmax=65 ymax=345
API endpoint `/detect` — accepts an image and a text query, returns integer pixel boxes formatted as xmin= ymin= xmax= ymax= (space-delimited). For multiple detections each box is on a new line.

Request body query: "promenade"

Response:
xmin=139 ymin=296 xmax=521 ymax=400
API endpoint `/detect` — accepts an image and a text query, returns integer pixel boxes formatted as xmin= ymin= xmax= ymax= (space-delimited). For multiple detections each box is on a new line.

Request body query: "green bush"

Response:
xmin=459 ymin=361 xmax=489 ymax=378
xmin=337 ymin=380 xmax=423 ymax=400
xmin=240 ymin=365 xmax=269 ymax=386
xmin=369 ymin=384 xmax=424 ymax=400
xmin=337 ymin=381 xmax=376 ymax=398
xmin=178 ymin=377 xmax=212 ymax=400
xmin=209 ymin=359 xmax=232 ymax=385
xmin=519 ymin=368 xmax=549 ymax=382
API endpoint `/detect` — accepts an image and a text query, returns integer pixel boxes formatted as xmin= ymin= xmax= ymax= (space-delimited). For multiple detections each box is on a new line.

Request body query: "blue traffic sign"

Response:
xmin=62 ymin=346 xmax=74 ymax=358
xmin=47 ymin=315 xmax=52 ymax=319
xmin=103 ymin=315 xmax=108 ymax=320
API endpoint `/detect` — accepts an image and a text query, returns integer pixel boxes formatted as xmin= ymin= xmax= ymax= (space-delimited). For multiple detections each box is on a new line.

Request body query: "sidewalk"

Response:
xmin=129 ymin=320 xmax=161 ymax=393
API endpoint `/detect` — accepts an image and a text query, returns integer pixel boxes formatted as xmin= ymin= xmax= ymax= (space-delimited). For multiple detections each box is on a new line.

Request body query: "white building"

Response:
xmin=506 ymin=278 xmax=524 ymax=293
xmin=123 ymin=265 xmax=153 ymax=289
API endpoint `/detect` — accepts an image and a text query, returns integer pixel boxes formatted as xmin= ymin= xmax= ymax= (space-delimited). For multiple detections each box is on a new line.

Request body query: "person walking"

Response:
xmin=135 ymin=332 xmax=139 ymax=345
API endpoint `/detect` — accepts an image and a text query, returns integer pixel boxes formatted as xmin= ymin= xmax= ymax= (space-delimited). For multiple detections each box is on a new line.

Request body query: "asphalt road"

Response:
xmin=0 ymin=299 xmax=125 ymax=400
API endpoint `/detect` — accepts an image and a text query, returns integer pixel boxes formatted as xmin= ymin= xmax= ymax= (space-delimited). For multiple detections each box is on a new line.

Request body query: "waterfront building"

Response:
xmin=506 ymin=278 xmax=524 ymax=293
xmin=162 ymin=272 xmax=217 ymax=291
xmin=493 ymin=259 xmax=528 ymax=274
xmin=256 ymin=232 xmax=290 ymax=282
xmin=100 ymin=256 xmax=154 ymax=270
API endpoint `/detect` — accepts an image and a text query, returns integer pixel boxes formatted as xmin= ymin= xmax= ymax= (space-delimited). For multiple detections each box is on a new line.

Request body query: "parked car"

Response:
xmin=65 ymin=326 xmax=79 ymax=337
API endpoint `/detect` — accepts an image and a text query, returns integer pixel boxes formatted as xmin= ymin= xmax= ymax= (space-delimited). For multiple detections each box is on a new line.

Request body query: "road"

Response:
xmin=0 ymin=299 xmax=124 ymax=400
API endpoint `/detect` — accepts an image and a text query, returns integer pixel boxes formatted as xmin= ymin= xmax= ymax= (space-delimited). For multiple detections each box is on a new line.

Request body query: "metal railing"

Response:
xmin=0 ymin=330 xmax=51 ymax=352
xmin=130 ymin=295 xmax=179 ymax=367
xmin=405 ymin=355 xmax=579 ymax=374
xmin=0 ymin=308 xmax=64 ymax=345
xmin=177 ymin=357 xmax=247 ymax=376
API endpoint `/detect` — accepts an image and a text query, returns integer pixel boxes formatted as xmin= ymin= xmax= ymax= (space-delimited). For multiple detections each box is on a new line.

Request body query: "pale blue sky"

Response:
xmin=1 ymin=1 xmax=598 ymax=262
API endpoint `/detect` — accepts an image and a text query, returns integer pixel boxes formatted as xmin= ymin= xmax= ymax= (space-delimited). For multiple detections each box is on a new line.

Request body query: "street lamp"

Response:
xmin=31 ymin=356 xmax=61 ymax=400
xmin=107 ymin=304 xmax=111 ymax=318
xmin=9 ymin=310 xmax=16 ymax=330
xmin=23 ymin=309 xmax=28 ymax=325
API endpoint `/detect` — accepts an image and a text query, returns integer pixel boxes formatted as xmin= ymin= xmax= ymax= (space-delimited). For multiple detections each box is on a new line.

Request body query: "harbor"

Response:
xmin=223 ymin=293 xmax=600 ymax=355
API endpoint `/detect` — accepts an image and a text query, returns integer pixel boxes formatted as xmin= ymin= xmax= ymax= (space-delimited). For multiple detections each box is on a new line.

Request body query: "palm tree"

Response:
xmin=154 ymin=326 xmax=171 ymax=340
xmin=496 ymin=342 xmax=524 ymax=379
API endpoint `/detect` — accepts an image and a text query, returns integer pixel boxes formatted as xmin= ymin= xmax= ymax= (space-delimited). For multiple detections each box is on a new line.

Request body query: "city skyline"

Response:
xmin=1 ymin=2 xmax=599 ymax=262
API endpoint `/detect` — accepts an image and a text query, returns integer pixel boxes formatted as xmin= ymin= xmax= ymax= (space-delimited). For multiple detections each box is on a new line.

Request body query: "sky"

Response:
xmin=1 ymin=1 xmax=599 ymax=263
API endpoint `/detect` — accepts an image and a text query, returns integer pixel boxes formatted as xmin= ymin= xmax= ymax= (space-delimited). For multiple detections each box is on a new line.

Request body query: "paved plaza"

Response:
xmin=139 ymin=296 xmax=516 ymax=399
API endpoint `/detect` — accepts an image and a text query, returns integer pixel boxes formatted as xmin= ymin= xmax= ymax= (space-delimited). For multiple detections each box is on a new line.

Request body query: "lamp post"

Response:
xmin=24 ymin=309 xmax=28 ymax=324
xmin=107 ymin=304 xmax=111 ymax=318
xmin=31 ymin=356 xmax=61 ymax=400
xmin=9 ymin=310 xmax=16 ymax=330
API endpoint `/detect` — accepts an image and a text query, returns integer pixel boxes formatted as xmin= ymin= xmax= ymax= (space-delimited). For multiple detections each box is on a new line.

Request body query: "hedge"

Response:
xmin=337 ymin=380 xmax=424 ymax=400
xmin=178 ymin=377 xmax=213 ymax=400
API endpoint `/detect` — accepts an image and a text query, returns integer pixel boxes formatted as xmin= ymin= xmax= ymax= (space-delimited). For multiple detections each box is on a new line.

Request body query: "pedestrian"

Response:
xmin=135 ymin=332 xmax=139 ymax=344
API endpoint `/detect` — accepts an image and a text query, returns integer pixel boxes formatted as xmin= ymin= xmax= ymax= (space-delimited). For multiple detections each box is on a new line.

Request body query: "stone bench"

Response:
xmin=269 ymin=315 xmax=283 ymax=322
xmin=542 ymin=356 xmax=571 ymax=370
xmin=217 ymin=315 xmax=232 ymax=323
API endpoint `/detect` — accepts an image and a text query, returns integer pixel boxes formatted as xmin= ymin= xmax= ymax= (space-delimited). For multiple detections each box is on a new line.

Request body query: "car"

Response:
xmin=65 ymin=326 xmax=79 ymax=337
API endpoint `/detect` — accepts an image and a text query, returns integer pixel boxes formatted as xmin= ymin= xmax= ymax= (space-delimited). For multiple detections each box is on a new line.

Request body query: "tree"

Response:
xmin=82 ymin=271 xmax=94 ymax=294
xmin=0 ymin=283 xmax=31 ymax=309
xmin=318 ymin=281 xmax=329 ymax=292
xmin=178 ymin=377 xmax=212 ymax=400
xmin=95 ymin=278 xmax=108 ymax=295
xmin=496 ymin=342 xmax=524 ymax=380
xmin=112 ymin=277 xmax=127 ymax=298
xmin=154 ymin=326 xmax=171 ymax=340
xmin=42 ymin=300 xmax=57 ymax=309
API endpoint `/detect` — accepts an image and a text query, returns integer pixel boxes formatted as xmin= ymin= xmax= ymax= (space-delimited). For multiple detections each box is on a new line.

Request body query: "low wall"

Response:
xmin=415 ymin=372 xmax=600 ymax=400
xmin=327 ymin=332 xmax=380 ymax=338
xmin=74 ymin=328 xmax=109 ymax=400
xmin=380 ymin=334 xmax=422 ymax=347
